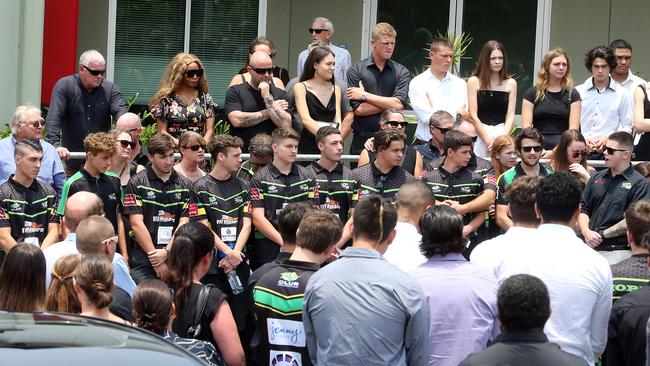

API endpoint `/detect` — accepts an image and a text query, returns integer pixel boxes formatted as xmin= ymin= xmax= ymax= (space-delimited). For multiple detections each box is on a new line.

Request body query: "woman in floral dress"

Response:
xmin=151 ymin=53 xmax=218 ymax=146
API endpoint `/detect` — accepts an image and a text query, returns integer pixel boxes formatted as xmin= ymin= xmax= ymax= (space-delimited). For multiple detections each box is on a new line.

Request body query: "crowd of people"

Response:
xmin=0 ymin=15 xmax=650 ymax=366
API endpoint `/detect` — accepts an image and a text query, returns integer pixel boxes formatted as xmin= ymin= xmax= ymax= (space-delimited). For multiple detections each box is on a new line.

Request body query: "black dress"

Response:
xmin=523 ymin=87 xmax=581 ymax=150
xmin=633 ymin=85 xmax=650 ymax=161
xmin=477 ymin=90 xmax=509 ymax=126
xmin=298 ymin=83 xmax=336 ymax=154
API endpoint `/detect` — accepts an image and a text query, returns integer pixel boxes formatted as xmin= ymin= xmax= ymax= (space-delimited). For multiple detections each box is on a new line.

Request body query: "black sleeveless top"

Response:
xmin=368 ymin=145 xmax=418 ymax=175
xmin=634 ymin=85 xmax=650 ymax=161
xmin=477 ymin=90 xmax=509 ymax=126
xmin=298 ymin=83 xmax=336 ymax=154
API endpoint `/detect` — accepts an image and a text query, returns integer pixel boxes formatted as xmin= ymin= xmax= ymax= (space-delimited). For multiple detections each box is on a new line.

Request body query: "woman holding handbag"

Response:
xmin=167 ymin=222 xmax=245 ymax=366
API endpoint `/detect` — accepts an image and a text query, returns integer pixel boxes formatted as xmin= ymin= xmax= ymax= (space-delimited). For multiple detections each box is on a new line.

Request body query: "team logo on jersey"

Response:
xmin=267 ymin=185 xmax=278 ymax=194
xmin=429 ymin=185 xmax=441 ymax=193
xmin=146 ymin=191 xmax=156 ymax=199
xmin=10 ymin=203 xmax=21 ymax=211
xmin=340 ymin=182 xmax=350 ymax=190
xmin=299 ymin=184 xmax=308 ymax=191
xmin=234 ymin=195 xmax=243 ymax=204
xmin=108 ymin=193 xmax=117 ymax=201
xmin=175 ymin=192 xmax=182 ymax=200
xmin=460 ymin=186 xmax=471 ymax=193
xmin=621 ymin=182 xmax=632 ymax=190
xmin=209 ymin=195 xmax=217 ymax=204
xmin=278 ymin=272 xmax=301 ymax=288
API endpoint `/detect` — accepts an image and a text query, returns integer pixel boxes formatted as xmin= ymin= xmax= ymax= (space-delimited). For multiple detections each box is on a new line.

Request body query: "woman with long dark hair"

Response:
xmin=550 ymin=129 xmax=593 ymax=184
xmin=0 ymin=243 xmax=46 ymax=312
xmin=167 ymin=222 xmax=244 ymax=366
xmin=521 ymin=48 xmax=581 ymax=152
xmin=133 ymin=279 xmax=224 ymax=365
xmin=293 ymin=45 xmax=342 ymax=154
xmin=151 ymin=53 xmax=218 ymax=146
xmin=467 ymin=40 xmax=517 ymax=158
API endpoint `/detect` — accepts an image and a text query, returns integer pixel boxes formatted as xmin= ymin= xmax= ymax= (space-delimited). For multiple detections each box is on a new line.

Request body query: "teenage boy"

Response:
xmin=249 ymin=127 xmax=317 ymax=270
xmin=189 ymin=134 xmax=251 ymax=328
xmin=307 ymin=126 xmax=354 ymax=222
xmin=251 ymin=210 xmax=343 ymax=366
xmin=58 ymin=132 xmax=123 ymax=253
xmin=123 ymin=133 xmax=192 ymax=283
xmin=0 ymin=140 xmax=59 ymax=257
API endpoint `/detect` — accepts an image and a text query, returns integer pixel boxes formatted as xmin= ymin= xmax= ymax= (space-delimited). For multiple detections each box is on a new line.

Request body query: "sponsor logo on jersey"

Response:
xmin=278 ymin=272 xmax=301 ymax=288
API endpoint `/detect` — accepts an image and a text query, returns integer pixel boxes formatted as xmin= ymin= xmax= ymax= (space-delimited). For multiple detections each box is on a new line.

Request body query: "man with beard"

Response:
xmin=496 ymin=128 xmax=552 ymax=231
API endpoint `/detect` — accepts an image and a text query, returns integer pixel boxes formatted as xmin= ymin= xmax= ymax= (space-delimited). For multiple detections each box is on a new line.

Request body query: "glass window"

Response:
xmin=460 ymin=0 xmax=538 ymax=113
xmin=114 ymin=0 xmax=185 ymax=106
xmin=189 ymin=0 xmax=259 ymax=106
xmin=377 ymin=0 xmax=450 ymax=76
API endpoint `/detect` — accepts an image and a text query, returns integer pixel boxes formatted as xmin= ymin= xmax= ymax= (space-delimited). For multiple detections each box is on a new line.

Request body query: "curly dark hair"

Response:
xmin=535 ymin=172 xmax=582 ymax=223
xmin=419 ymin=205 xmax=467 ymax=257
xmin=498 ymin=274 xmax=550 ymax=331
xmin=584 ymin=45 xmax=617 ymax=71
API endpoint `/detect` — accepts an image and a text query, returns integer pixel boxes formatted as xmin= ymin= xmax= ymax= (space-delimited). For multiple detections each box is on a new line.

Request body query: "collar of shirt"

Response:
xmin=79 ymin=166 xmax=109 ymax=183
xmin=367 ymin=55 xmax=394 ymax=71
xmin=426 ymin=252 xmax=466 ymax=263
xmin=282 ymin=259 xmax=321 ymax=271
xmin=632 ymin=253 xmax=650 ymax=258
xmin=269 ymin=162 xmax=299 ymax=179
xmin=341 ymin=247 xmax=383 ymax=260
xmin=438 ymin=160 xmax=469 ymax=178
xmin=537 ymin=223 xmax=578 ymax=237
xmin=370 ymin=161 xmax=400 ymax=179
xmin=426 ymin=69 xmax=452 ymax=82
xmin=497 ymin=331 xmax=548 ymax=343
xmin=8 ymin=174 xmax=39 ymax=192
xmin=311 ymin=161 xmax=343 ymax=175
xmin=606 ymin=164 xmax=635 ymax=180
xmin=585 ymin=76 xmax=616 ymax=93
xmin=146 ymin=164 xmax=180 ymax=184
xmin=63 ymin=232 xmax=77 ymax=243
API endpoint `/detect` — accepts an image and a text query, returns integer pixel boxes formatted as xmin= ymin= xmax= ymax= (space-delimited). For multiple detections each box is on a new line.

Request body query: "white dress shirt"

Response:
xmin=476 ymin=223 xmax=612 ymax=365
xmin=409 ymin=69 xmax=467 ymax=141
xmin=576 ymin=76 xmax=633 ymax=139
xmin=470 ymin=226 xmax=537 ymax=280
xmin=297 ymin=43 xmax=351 ymax=84
xmin=383 ymin=221 xmax=426 ymax=272
xmin=614 ymin=70 xmax=646 ymax=96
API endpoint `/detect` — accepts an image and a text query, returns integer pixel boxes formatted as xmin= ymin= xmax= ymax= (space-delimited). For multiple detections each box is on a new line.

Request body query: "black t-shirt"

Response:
xmin=172 ymin=283 xmax=228 ymax=347
xmin=523 ymin=87 xmax=581 ymax=134
xmin=224 ymin=82 xmax=289 ymax=151
xmin=0 ymin=177 xmax=58 ymax=247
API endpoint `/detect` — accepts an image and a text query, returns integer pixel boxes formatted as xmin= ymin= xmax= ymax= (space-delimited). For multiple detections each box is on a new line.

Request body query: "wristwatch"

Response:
xmin=360 ymin=93 xmax=367 ymax=101
xmin=597 ymin=229 xmax=605 ymax=239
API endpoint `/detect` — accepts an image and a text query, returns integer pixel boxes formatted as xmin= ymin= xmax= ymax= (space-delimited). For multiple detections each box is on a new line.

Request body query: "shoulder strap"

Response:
xmin=640 ymin=84 xmax=648 ymax=99
xmin=187 ymin=284 xmax=215 ymax=339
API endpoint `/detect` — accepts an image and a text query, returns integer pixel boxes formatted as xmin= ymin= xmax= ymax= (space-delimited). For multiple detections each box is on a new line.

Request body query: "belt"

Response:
xmin=596 ymin=245 xmax=630 ymax=252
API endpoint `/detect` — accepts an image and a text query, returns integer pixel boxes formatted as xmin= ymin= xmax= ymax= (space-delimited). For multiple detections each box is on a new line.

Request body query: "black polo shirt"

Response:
xmin=611 ymin=253 xmax=650 ymax=301
xmin=122 ymin=166 xmax=192 ymax=269
xmin=350 ymin=162 xmax=415 ymax=205
xmin=224 ymin=83 xmax=289 ymax=151
xmin=249 ymin=163 xmax=317 ymax=231
xmin=307 ymin=161 xmax=354 ymax=222
xmin=581 ymin=166 xmax=650 ymax=249
xmin=607 ymin=284 xmax=650 ymax=366
xmin=423 ymin=162 xmax=484 ymax=225
xmin=346 ymin=56 xmax=410 ymax=135
xmin=496 ymin=162 xmax=552 ymax=205
xmin=189 ymin=173 xmax=250 ymax=273
xmin=58 ymin=167 xmax=122 ymax=232
xmin=0 ymin=177 xmax=58 ymax=246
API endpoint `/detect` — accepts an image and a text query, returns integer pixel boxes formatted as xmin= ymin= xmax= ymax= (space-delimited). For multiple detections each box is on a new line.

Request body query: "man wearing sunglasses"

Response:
xmin=496 ymin=128 xmax=552 ymax=232
xmin=296 ymin=17 xmax=351 ymax=83
xmin=579 ymin=132 xmax=650 ymax=265
xmin=225 ymin=51 xmax=292 ymax=152
xmin=58 ymin=132 xmax=124 ymax=255
xmin=116 ymin=112 xmax=149 ymax=167
xmin=414 ymin=110 xmax=455 ymax=166
xmin=0 ymin=105 xmax=66 ymax=200
xmin=45 ymin=50 xmax=126 ymax=174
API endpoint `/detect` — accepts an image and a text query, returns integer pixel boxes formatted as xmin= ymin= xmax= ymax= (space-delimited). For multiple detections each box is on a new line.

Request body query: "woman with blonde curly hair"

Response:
xmin=521 ymin=48 xmax=581 ymax=151
xmin=45 ymin=254 xmax=81 ymax=313
xmin=151 ymin=53 xmax=218 ymax=146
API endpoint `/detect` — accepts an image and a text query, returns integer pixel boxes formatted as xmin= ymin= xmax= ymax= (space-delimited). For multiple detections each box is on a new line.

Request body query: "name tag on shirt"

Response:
xmin=157 ymin=226 xmax=173 ymax=246
xmin=24 ymin=237 xmax=40 ymax=246
xmin=267 ymin=318 xmax=306 ymax=347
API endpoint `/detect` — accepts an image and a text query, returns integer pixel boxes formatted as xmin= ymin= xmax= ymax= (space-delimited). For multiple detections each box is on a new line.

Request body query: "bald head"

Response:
xmin=116 ymin=112 xmax=141 ymax=130
xmin=76 ymin=215 xmax=115 ymax=258
xmin=64 ymin=192 xmax=104 ymax=232
xmin=249 ymin=51 xmax=272 ymax=68
xmin=396 ymin=181 xmax=435 ymax=218
xmin=452 ymin=118 xmax=477 ymax=138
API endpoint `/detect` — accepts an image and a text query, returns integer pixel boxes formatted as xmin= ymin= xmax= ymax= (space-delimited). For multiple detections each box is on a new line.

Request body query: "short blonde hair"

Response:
xmin=372 ymin=22 xmax=396 ymax=40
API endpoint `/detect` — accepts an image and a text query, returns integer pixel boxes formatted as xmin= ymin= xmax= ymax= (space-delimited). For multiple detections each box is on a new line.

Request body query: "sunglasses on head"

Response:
xmin=521 ymin=145 xmax=543 ymax=153
xmin=19 ymin=119 xmax=44 ymax=128
xmin=309 ymin=28 xmax=329 ymax=34
xmin=184 ymin=69 xmax=204 ymax=78
xmin=117 ymin=139 xmax=135 ymax=149
xmin=604 ymin=146 xmax=629 ymax=155
xmin=184 ymin=144 xmax=206 ymax=151
xmin=82 ymin=64 xmax=106 ymax=76
xmin=385 ymin=120 xmax=408 ymax=128
xmin=572 ymin=150 xmax=588 ymax=159
xmin=250 ymin=66 xmax=274 ymax=75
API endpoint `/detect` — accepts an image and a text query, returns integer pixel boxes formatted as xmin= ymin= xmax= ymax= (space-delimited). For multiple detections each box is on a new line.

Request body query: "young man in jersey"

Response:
xmin=0 ymin=140 xmax=59 ymax=260
xmin=252 ymin=209 xmax=343 ymax=366
xmin=249 ymin=127 xmax=318 ymax=270
xmin=57 ymin=132 xmax=124 ymax=255
xmin=307 ymin=126 xmax=354 ymax=223
xmin=423 ymin=130 xmax=485 ymax=255
xmin=189 ymin=134 xmax=251 ymax=330
xmin=123 ymin=133 xmax=192 ymax=283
